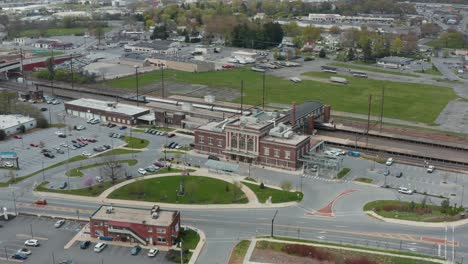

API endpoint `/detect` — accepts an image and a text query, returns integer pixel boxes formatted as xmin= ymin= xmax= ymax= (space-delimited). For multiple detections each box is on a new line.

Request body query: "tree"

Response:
xmin=260 ymin=182 xmax=265 ymax=189
xmin=0 ymin=130 xmax=6 ymax=141
xmin=347 ymin=48 xmax=355 ymax=61
xmin=302 ymin=26 xmax=321 ymax=42
xmin=318 ymin=48 xmax=326 ymax=58
xmin=63 ymin=17 xmax=74 ymax=29
xmin=84 ymin=177 xmax=94 ymax=189
xmin=93 ymin=26 xmax=105 ymax=46
xmin=151 ymin=25 xmax=169 ymax=40
xmin=362 ymin=38 xmax=373 ymax=62
xmin=46 ymin=57 xmax=55 ymax=82
xmin=441 ymin=199 xmax=450 ymax=214
xmin=283 ymin=21 xmax=301 ymax=37
xmin=391 ymin=37 xmax=403 ymax=55
xmin=329 ymin=26 xmax=341 ymax=35
xmin=281 ymin=181 xmax=292 ymax=192
xmin=102 ymin=158 xmax=122 ymax=185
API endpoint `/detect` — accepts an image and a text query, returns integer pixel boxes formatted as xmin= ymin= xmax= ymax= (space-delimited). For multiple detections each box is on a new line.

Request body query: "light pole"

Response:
xmin=271 ymin=210 xmax=278 ymax=237
xmin=70 ymin=53 xmax=74 ymax=90
xmin=179 ymin=240 xmax=184 ymax=264
xmin=30 ymin=223 xmax=33 ymax=239
xmin=41 ymin=160 xmax=45 ymax=182
xmin=12 ymin=191 xmax=17 ymax=215
xmin=134 ymin=65 xmax=140 ymax=106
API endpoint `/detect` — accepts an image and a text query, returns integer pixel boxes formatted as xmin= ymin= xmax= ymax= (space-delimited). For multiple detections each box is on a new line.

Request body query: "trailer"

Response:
xmin=330 ymin=76 xmax=348 ymax=84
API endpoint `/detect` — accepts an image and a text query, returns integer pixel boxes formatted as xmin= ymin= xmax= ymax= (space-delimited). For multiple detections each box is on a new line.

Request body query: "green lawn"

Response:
xmin=109 ymin=176 xmax=248 ymax=204
xmin=35 ymin=51 xmax=65 ymax=57
xmin=96 ymin=149 xmax=142 ymax=157
xmin=177 ymin=229 xmax=200 ymax=250
xmin=304 ymin=72 xmax=458 ymax=125
xmin=336 ymin=168 xmax=351 ymax=179
xmin=0 ymin=156 xmax=88 ymax=187
xmin=427 ymin=38 xmax=466 ymax=49
xmin=256 ymin=240 xmax=440 ymax=264
xmin=123 ymin=136 xmax=149 ymax=149
xmin=364 ymin=200 xmax=464 ymax=222
xmin=414 ymin=65 xmax=442 ymax=76
xmin=19 ymin=27 xmax=110 ymax=37
xmin=135 ymin=125 xmax=175 ymax=132
xmin=104 ymin=67 xmax=458 ymax=124
xmin=229 ymin=240 xmax=251 ymax=264
xmin=329 ymin=62 xmax=419 ymax=77
xmin=354 ymin=177 xmax=373 ymax=184
xmin=66 ymin=159 xmax=138 ymax=177
xmin=243 ymin=182 xmax=303 ymax=203
xmin=36 ymin=180 xmax=123 ymax=197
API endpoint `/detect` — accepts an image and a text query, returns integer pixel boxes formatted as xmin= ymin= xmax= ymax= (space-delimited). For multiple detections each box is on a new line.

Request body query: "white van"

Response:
xmin=94 ymin=242 xmax=107 ymax=252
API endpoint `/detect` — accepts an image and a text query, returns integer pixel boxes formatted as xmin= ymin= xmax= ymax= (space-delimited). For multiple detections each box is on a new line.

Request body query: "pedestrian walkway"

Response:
xmin=302 ymin=174 xmax=352 ymax=184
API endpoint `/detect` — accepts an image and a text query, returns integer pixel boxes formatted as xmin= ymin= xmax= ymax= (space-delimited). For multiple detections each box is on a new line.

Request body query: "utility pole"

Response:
xmin=366 ymin=95 xmax=372 ymax=146
xmin=271 ymin=210 xmax=278 ymax=237
xmin=180 ymin=240 xmax=183 ymax=264
xmin=4 ymin=246 xmax=7 ymax=260
xmin=461 ymin=185 xmax=465 ymax=207
xmin=240 ymin=80 xmax=244 ymax=115
xmin=445 ymin=223 xmax=447 ymax=260
xmin=52 ymin=252 xmax=55 ymax=264
xmin=30 ymin=223 xmax=33 ymax=239
xmin=51 ymin=49 xmax=54 ymax=95
xmin=42 ymin=160 xmax=45 ymax=182
xmin=20 ymin=47 xmax=24 ymax=78
xmin=262 ymin=71 xmax=266 ymax=110
xmin=161 ymin=65 xmax=165 ymax=98
xmin=135 ymin=66 xmax=140 ymax=106
xmin=452 ymin=225 xmax=455 ymax=263
xmin=70 ymin=53 xmax=74 ymax=90
xmin=379 ymin=86 xmax=385 ymax=133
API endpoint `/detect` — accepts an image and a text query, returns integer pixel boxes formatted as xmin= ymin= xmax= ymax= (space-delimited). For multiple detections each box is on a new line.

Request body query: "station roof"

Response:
xmin=65 ymin=98 xmax=149 ymax=117
xmin=0 ymin=114 xmax=35 ymax=129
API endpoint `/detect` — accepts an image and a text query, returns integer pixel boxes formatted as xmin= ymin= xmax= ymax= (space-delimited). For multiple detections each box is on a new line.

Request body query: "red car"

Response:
xmin=222 ymin=65 xmax=235 ymax=69
xmin=34 ymin=199 xmax=47 ymax=205
xmin=168 ymin=133 xmax=176 ymax=138
xmin=87 ymin=139 xmax=97 ymax=143
xmin=77 ymin=138 xmax=88 ymax=145
xmin=13 ymin=135 xmax=22 ymax=139
xmin=30 ymin=143 xmax=39 ymax=147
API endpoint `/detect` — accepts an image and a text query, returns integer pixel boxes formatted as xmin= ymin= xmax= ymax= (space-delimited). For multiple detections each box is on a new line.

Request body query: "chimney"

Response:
xmin=307 ymin=114 xmax=315 ymax=135
xmin=323 ymin=105 xmax=331 ymax=123
xmin=291 ymin=101 xmax=296 ymax=128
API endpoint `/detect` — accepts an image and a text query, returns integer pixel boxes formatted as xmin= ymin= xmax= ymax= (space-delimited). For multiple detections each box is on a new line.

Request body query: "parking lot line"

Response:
xmin=16 ymin=234 xmax=48 ymax=240
xmin=0 ymin=257 xmax=23 ymax=263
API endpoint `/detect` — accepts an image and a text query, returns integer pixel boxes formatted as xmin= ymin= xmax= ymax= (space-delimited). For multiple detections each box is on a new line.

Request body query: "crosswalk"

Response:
xmin=302 ymin=175 xmax=352 ymax=184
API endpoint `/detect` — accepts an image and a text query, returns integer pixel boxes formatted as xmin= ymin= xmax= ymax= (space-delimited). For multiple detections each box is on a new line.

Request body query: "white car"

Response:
xmin=137 ymin=168 xmax=147 ymax=175
xmin=54 ymin=131 xmax=64 ymax=136
xmin=68 ymin=145 xmax=76 ymax=150
xmin=60 ymin=143 xmax=68 ymax=147
xmin=24 ymin=239 xmax=40 ymax=247
xmin=289 ymin=77 xmax=302 ymax=83
xmin=76 ymin=125 xmax=86 ymax=130
xmin=94 ymin=242 xmax=107 ymax=252
xmin=54 ymin=219 xmax=65 ymax=228
xmin=17 ymin=248 xmax=31 ymax=255
xmin=427 ymin=165 xmax=435 ymax=173
xmin=95 ymin=176 xmax=104 ymax=183
xmin=398 ymin=187 xmax=413 ymax=195
xmin=3 ymin=162 xmax=13 ymax=168
xmin=147 ymin=248 xmax=159 ymax=257
xmin=82 ymin=151 xmax=92 ymax=157
xmin=385 ymin=158 xmax=394 ymax=166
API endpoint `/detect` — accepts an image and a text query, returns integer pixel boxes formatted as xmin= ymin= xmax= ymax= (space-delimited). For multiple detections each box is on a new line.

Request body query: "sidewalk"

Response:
xmin=242 ymin=238 xmax=451 ymax=264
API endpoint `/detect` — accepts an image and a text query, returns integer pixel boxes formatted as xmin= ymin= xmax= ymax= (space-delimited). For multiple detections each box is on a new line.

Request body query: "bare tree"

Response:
xmin=281 ymin=181 xmax=292 ymax=192
xmin=84 ymin=177 xmax=94 ymax=189
xmin=102 ymin=157 xmax=122 ymax=185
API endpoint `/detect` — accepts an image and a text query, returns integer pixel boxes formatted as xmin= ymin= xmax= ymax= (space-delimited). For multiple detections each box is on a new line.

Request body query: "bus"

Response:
xmin=321 ymin=66 xmax=338 ymax=74
xmin=351 ymin=70 xmax=368 ymax=78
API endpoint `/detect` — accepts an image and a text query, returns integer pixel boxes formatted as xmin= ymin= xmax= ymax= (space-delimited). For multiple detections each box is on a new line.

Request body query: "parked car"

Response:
xmin=384 ymin=169 xmax=390 ymax=176
xmin=103 ymin=145 xmax=112 ymax=150
xmin=76 ymin=125 xmax=86 ymax=131
xmin=58 ymin=134 xmax=67 ymax=138
xmin=145 ymin=166 xmax=157 ymax=172
xmin=30 ymin=143 xmax=39 ymax=147
xmin=208 ymin=155 xmax=220 ymax=161
xmin=119 ymin=126 xmax=127 ymax=130
xmin=54 ymin=219 xmax=65 ymax=228
xmin=17 ymin=248 xmax=31 ymax=256
xmin=395 ymin=171 xmax=403 ymax=178
xmin=40 ymin=107 xmax=48 ymax=112
xmin=3 ymin=162 xmax=13 ymax=168
xmin=34 ymin=199 xmax=47 ymax=205
xmin=71 ymin=140 xmax=78 ymax=144
xmin=154 ymin=161 xmax=166 ymax=168
xmin=95 ymin=176 xmax=104 ymax=183
xmin=12 ymin=253 xmax=28 ymax=260
xmin=130 ymin=245 xmax=141 ymax=255
xmin=427 ymin=165 xmax=435 ymax=173
xmin=147 ymin=248 xmax=159 ymax=257
xmin=80 ymin=240 xmax=91 ymax=249
xmin=87 ymin=138 xmax=97 ymax=143
xmin=54 ymin=131 xmax=64 ymax=136
xmin=94 ymin=242 xmax=107 ymax=252
xmin=59 ymin=182 xmax=68 ymax=189
xmin=138 ymin=168 xmax=147 ymax=175
xmin=398 ymin=187 xmax=413 ymax=195
xmin=56 ymin=149 xmax=65 ymax=154
xmin=13 ymin=135 xmax=22 ymax=139
xmin=69 ymin=145 xmax=77 ymax=150
xmin=385 ymin=158 xmax=394 ymax=166
xmin=82 ymin=151 xmax=92 ymax=157
xmin=24 ymin=239 xmax=40 ymax=247
xmin=168 ymin=133 xmax=176 ymax=138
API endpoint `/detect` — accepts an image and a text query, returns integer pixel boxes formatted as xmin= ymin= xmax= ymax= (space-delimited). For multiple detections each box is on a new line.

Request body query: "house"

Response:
xmin=377 ymin=56 xmax=413 ymax=69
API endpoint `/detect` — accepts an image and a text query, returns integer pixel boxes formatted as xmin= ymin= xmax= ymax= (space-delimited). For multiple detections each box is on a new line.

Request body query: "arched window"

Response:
xmin=239 ymin=134 xmax=246 ymax=149
xmin=231 ymin=133 xmax=237 ymax=148
xmin=247 ymin=138 xmax=254 ymax=151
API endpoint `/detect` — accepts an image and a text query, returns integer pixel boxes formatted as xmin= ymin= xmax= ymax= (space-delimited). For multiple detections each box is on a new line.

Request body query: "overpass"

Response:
xmin=0 ymin=54 xmax=80 ymax=78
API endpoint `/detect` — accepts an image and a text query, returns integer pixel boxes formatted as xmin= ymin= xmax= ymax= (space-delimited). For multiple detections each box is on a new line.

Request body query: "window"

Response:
xmin=264 ymin=147 xmax=270 ymax=156
xmin=231 ymin=134 xmax=237 ymax=148
xmin=217 ymin=139 xmax=223 ymax=147
xmin=157 ymin=228 xmax=166 ymax=234
xmin=208 ymin=137 xmax=213 ymax=145
xmin=247 ymin=138 xmax=254 ymax=151
xmin=274 ymin=149 xmax=280 ymax=158
xmin=199 ymin=136 xmax=204 ymax=144
xmin=239 ymin=135 xmax=246 ymax=149
xmin=157 ymin=237 xmax=166 ymax=242
xmin=148 ymin=227 xmax=153 ymax=233
xmin=285 ymin=151 xmax=291 ymax=160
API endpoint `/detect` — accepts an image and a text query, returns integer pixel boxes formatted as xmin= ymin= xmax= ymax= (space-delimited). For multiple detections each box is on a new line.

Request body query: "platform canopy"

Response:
xmin=205 ymin=159 xmax=239 ymax=172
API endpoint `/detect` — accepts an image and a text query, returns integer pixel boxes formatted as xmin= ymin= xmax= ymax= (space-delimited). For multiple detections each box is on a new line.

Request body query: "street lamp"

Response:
xmin=41 ymin=160 xmax=45 ymax=182
xmin=271 ymin=210 xmax=278 ymax=237
xmin=134 ymin=65 xmax=139 ymax=106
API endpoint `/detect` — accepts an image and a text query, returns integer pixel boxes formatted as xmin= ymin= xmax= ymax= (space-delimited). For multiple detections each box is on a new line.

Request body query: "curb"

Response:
xmin=183 ymin=225 xmax=206 ymax=264
xmin=366 ymin=211 xmax=468 ymax=227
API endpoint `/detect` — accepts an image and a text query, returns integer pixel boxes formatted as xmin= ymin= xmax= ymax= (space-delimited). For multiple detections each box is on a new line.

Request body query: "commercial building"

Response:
xmin=64 ymin=98 xmax=150 ymax=125
xmin=33 ymin=39 xmax=73 ymax=49
xmin=377 ymin=56 xmax=413 ymax=69
xmin=147 ymin=54 xmax=215 ymax=72
xmin=124 ymin=41 xmax=179 ymax=54
xmin=307 ymin=13 xmax=394 ymax=24
xmin=89 ymin=205 xmax=180 ymax=246
xmin=0 ymin=114 xmax=36 ymax=135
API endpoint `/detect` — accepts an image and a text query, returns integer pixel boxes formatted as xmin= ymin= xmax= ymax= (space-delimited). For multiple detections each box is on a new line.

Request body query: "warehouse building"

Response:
xmin=64 ymin=98 xmax=150 ymax=125
xmin=377 ymin=56 xmax=413 ymax=69
xmin=90 ymin=205 xmax=180 ymax=246
xmin=147 ymin=54 xmax=215 ymax=72
xmin=0 ymin=114 xmax=36 ymax=135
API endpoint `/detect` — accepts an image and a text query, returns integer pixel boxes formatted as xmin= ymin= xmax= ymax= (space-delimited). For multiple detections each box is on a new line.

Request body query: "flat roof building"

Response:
xmin=90 ymin=205 xmax=180 ymax=246
xmin=377 ymin=56 xmax=413 ymax=69
xmin=65 ymin=98 xmax=150 ymax=125
xmin=0 ymin=114 xmax=36 ymax=135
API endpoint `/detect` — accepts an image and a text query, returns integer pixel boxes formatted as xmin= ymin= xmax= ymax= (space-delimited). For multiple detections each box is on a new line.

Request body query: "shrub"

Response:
xmin=282 ymin=244 xmax=332 ymax=261
xmin=304 ymin=57 xmax=315 ymax=61
xmin=260 ymin=182 xmax=265 ymax=189
xmin=381 ymin=204 xmax=406 ymax=212
xmin=345 ymin=256 xmax=377 ymax=264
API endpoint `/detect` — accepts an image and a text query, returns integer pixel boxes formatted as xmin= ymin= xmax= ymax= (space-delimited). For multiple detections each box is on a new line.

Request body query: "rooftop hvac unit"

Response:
xmin=181 ymin=103 xmax=193 ymax=111
xmin=106 ymin=206 xmax=113 ymax=214
xmin=152 ymin=212 xmax=159 ymax=219
xmin=204 ymin=95 xmax=215 ymax=103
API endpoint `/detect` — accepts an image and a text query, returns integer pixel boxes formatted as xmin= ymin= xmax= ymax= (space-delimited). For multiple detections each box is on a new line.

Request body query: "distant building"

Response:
xmin=125 ymin=41 xmax=178 ymax=54
xmin=90 ymin=205 xmax=180 ymax=246
xmin=14 ymin=37 xmax=32 ymax=46
xmin=0 ymin=115 xmax=36 ymax=135
xmin=33 ymin=39 xmax=73 ymax=49
xmin=307 ymin=14 xmax=394 ymax=24
xmin=64 ymin=98 xmax=150 ymax=125
xmin=146 ymin=54 xmax=215 ymax=73
xmin=377 ymin=56 xmax=413 ymax=69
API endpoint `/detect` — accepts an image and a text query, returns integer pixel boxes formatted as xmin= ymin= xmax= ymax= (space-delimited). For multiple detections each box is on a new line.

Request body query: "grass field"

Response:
xmin=354 ymin=177 xmax=373 ymax=184
xmin=336 ymin=168 xmax=351 ymax=179
xmin=256 ymin=240 xmax=440 ymax=264
xmin=229 ymin=240 xmax=251 ymax=264
xmin=243 ymin=182 xmax=303 ymax=203
xmin=123 ymin=136 xmax=149 ymax=149
xmin=36 ymin=180 xmax=123 ymax=197
xmin=104 ymin=67 xmax=458 ymax=124
xmin=177 ymin=229 xmax=200 ymax=250
xmin=415 ymin=65 xmax=442 ymax=76
xmin=19 ymin=27 xmax=110 ymax=37
xmin=96 ymin=149 xmax=142 ymax=157
xmin=427 ymin=39 xmax=466 ymax=49
xmin=109 ymin=176 xmax=248 ymax=204
xmin=364 ymin=200 xmax=463 ymax=222
xmin=66 ymin=159 xmax=138 ymax=177
xmin=329 ymin=62 xmax=419 ymax=77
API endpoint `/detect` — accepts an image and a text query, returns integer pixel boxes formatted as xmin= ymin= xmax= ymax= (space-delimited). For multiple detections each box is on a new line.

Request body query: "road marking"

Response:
xmin=16 ymin=234 xmax=48 ymax=240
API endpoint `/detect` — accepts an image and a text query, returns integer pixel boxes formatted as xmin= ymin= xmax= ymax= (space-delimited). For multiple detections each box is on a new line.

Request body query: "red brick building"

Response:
xmin=195 ymin=109 xmax=314 ymax=170
xmin=89 ymin=205 xmax=180 ymax=246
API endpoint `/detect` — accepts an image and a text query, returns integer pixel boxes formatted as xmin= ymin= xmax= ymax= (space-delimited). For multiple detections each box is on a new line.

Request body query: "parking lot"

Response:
xmin=0 ymin=216 xmax=173 ymax=264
